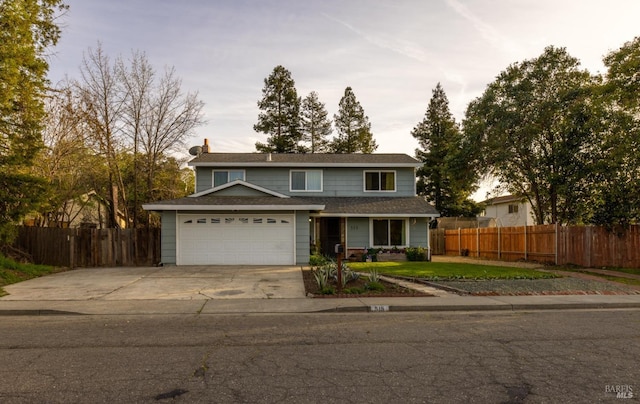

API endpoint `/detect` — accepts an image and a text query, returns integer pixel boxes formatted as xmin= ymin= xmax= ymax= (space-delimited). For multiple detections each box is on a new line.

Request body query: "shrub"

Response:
xmin=367 ymin=267 xmax=380 ymax=283
xmin=365 ymin=281 xmax=385 ymax=291
xmin=309 ymin=254 xmax=328 ymax=266
xmin=405 ymin=246 xmax=428 ymax=261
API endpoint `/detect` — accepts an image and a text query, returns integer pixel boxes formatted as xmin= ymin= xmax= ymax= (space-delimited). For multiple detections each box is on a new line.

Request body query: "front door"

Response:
xmin=319 ymin=217 xmax=341 ymax=257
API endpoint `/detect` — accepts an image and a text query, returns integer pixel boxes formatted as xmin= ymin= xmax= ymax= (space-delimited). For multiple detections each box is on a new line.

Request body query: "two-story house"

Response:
xmin=479 ymin=195 xmax=534 ymax=227
xmin=143 ymin=148 xmax=439 ymax=265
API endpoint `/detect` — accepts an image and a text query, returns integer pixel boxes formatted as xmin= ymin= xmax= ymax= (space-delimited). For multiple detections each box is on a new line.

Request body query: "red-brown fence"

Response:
xmin=432 ymin=224 xmax=640 ymax=268
xmin=13 ymin=227 xmax=161 ymax=267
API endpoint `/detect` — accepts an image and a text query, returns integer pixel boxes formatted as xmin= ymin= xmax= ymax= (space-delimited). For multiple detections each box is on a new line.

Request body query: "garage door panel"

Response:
xmin=177 ymin=214 xmax=294 ymax=265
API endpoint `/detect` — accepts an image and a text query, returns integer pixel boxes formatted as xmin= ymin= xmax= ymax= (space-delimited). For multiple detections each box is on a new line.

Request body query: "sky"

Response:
xmin=47 ymin=0 xmax=640 ymax=198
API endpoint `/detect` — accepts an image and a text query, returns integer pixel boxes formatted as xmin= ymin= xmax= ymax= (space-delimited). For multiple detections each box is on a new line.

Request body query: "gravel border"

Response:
xmin=427 ymin=278 xmax=640 ymax=296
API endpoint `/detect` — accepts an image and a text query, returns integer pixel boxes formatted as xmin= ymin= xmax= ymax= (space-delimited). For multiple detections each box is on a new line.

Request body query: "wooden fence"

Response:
xmin=13 ymin=227 xmax=161 ymax=267
xmin=430 ymin=224 xmax=640 ymax=268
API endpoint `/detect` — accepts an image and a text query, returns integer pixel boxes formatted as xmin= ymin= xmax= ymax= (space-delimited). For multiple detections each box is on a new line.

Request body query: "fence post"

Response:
xmin=555 ymin=222 xmax=558 ymax=265
xmin=524 ymin=225 xmax=528 ymax=261
xmin=498 ymin=226 xmax=501 ymax=260
xmin=476 ymin=226 xmax=480 ymax=257
xmin=458 ymin=228 xmax=461 ymax=256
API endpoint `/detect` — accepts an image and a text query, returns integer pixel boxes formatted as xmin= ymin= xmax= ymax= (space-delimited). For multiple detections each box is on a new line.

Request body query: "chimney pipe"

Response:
xmin=267 ymin=152 xmax=272 ymax=162
xmin=202 ymin=138 xmax=210 ymax=153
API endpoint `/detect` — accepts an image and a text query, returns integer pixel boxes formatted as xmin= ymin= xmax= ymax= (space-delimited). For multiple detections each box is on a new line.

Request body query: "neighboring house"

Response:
xmin=479 ymin=195 xmax=534 ymax=227
xmin=143 ymin=149 xmax=439 ymax=265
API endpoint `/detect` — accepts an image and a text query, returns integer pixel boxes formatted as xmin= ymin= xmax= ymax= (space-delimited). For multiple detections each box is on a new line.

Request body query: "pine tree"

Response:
xmin=254 ymin=65 xmax=302 ymax=153
xmin=331 ymin=87 xmax=377 ymax=153
xmin=0 ymin=0 xmax=67 ymax=241
xmin=413 ymin=83 xmax=479 ymax=217
xmin=300 ymin=91 xmax=332 ymax=153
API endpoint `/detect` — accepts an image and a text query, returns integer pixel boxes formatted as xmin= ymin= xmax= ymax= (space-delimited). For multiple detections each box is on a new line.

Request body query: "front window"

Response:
xmin=365 ymin=171 xmax=395 ymax=192
xmin=372 ymin=219 xmax=406 ymax=246
xmin=213 ymin=170 xmax=245 ymax=187
xmin=290 ymin=170 xmax=322 ymax=191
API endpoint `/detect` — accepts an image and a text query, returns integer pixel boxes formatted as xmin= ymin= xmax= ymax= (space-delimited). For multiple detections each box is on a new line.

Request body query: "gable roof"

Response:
xmin=190 ymin=180 xmax=290 ymax=198
xmin=189 ymin=153 xmax=421 ymax=168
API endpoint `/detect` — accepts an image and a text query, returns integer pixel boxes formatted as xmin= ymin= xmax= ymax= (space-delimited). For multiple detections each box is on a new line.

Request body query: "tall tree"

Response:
xmin=412 ymin=83 xmax=480 ymax=217
xmin=300 ymin=91 xmax=332 ymax=153
xmin=254 ymin=65 xmax=302 ymax=153
xmin=331 ymin=87 xmax=377 ymax=153
xmin=76 ymin=43 xmax=128 ymax=228
xmin=463 ymin=46 xmax=599 ymax=225
xmin=589 ymin=36 xmax=640 ymax=227
xmin=137 ymin=65 xmax=205 ymax=226
xmin=0 ymin=0 xmax=67 ymax=241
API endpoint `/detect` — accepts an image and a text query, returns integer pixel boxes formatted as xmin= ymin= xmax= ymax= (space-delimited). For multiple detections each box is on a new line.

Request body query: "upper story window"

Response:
xmin=213 ymin=170 xmax=245 ymax=187
xmin=290 ymin=170 xmax=322 ymax=192
xmin=364 ymin=171 xmax=396 ymax=192
xmin=508 ymin=204 xmax=519 ymax=214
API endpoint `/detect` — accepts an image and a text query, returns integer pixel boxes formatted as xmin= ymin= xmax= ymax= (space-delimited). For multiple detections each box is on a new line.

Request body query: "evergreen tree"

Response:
xmin=331 ymin=87 xmax=377 ymax=153
xmin=0 ymin=0 xmax=67 ymax=241
xmin=412 ymin=83 xmax=480 ymax=217
xmin=300 ymin=91 xmax=332 ymax=153
xmin=254 ymin=65 xmax=302 ymax=153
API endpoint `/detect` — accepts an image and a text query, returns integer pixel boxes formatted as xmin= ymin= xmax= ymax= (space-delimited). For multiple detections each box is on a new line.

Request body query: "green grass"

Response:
xmin=0 ymin=254 xmax=62 ymax=296
xmin=348 ymin=261 xmax=558 ymax=280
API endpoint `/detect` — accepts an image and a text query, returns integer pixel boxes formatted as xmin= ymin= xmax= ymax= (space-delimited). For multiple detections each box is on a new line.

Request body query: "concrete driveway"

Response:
xmin=0 ymin=266 xmax=306 ymax=301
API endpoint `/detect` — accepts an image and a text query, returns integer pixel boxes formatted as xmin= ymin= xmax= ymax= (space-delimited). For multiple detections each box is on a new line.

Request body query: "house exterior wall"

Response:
xmin=161 ymin=211 xmax=177 ymax=265
xmin=295 ymin=211 xmax=310 ymax=265
xmin=346 ymin=217 xmax=370 ymax=249
xmin=483 ymin=201 xmax=533 ymax=227
xmin=409 ymin=217 xmax=429 ymax=247
xmin=195 ymin=167 xmax=416 ymax=197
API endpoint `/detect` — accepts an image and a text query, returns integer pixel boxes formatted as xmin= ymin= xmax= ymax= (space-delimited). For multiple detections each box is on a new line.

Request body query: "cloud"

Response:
xmin=445 ymin=0 xmax=524 ymax=59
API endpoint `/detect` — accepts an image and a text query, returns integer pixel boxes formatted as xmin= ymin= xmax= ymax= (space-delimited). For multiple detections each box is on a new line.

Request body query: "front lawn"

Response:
xmin=0 ymin=254 xmax=62 ymax=296
xmin=348 ymin=261 xmax=558 ymax=280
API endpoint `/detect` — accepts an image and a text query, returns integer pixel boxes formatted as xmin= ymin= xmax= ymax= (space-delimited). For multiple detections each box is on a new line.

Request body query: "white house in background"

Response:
xmin=480 ymin=195 xmax=534 ymax=227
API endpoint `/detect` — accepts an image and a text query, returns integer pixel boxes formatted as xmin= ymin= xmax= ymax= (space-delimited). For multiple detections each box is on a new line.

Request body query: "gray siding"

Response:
xmin=213 ymin=185 xmax=268 ymax=196
xmin=409 ymin=217 xmax=429 ymax=247
xmin=295 ymin=211 xmax=310 ymax=264
xmin=161 ymin=211 xmax=177 ymax=265
xmin=196 ymin=166 xmax=417 ymax=196
xmin=346 ymin=218 xmax=369 ymax=249
xmin=195 ymin=169 xmax=212 ymax=193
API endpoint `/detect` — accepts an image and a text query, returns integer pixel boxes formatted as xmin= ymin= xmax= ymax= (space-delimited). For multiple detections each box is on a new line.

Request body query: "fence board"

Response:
xmin=437 ymin=224 xmax=640 ymax=268
xmin=13 ymin=227 xmax=161 ymax=267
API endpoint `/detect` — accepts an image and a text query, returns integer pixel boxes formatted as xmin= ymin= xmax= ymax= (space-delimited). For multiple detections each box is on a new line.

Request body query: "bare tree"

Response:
xmin=139 ymin=67 xmax=204 ymax=212
xmin=118 ymin=51 xmax=154 ymax=228
xmin=75 ymin=43 xmax=129 ymax=228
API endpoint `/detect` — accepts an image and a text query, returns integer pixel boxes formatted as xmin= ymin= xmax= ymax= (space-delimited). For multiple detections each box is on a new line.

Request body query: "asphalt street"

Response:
xmin=0 ymin=309 xmax=638 ymax=403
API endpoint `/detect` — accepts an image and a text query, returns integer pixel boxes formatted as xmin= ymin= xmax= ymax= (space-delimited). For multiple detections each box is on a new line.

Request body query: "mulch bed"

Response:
xmin=301 ymin=269 xmax=431 ymax=298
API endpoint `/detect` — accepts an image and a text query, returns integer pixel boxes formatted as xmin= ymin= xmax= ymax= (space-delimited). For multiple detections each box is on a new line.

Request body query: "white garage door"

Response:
xmin=177 ymin=214 xmax=295 ymax=265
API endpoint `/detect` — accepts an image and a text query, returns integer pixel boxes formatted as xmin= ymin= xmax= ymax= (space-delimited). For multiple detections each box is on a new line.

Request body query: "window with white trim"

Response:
xmin=290 ymin=170 xmax=322 ymax=192
xmin=372 ymin=219 xmax=406 ymax=246
xmin=364 ymin=171 xmax=396 ymax=192
xmin=213 ymin=170 xmax=245 ymax=187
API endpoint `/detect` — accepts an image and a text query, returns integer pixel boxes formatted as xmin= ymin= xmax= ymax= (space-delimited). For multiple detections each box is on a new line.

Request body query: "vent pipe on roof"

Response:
xmin=202 ymin=138 xmax=210 ymax=153
xmin=267 ymin=152 xmax=272 ymax=162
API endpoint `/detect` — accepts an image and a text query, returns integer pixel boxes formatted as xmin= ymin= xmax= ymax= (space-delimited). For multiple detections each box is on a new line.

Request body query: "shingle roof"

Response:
xmin=189 ymin=153 xmax=421 ymax=167
xmin=143 ymin=195 xmax=439 ymax=216
xmin=303 ymin=197 xmax=438 ymax=216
